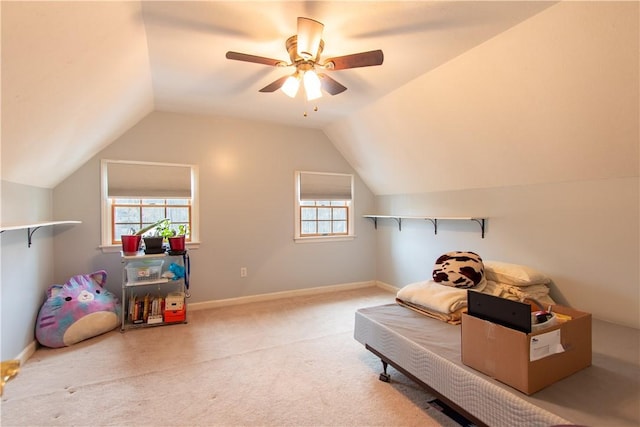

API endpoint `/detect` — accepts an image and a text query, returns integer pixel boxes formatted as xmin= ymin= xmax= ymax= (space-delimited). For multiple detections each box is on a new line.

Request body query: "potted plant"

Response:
xmin=120 ymin=220 xmax=164 ymax=255
xmin=168 ymin=224 xmax=189 ymax=253
xmin=141 ymin=219 xmax=170 ymax=254
xmin=120 ymin=234 xmax=141 ymax=255
xmin=123 ymin=219 xmax=187 ymax=254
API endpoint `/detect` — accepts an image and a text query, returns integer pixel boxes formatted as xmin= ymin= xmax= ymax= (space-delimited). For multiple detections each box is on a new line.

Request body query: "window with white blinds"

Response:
xmin=106 ymin=162 xmax=192 ymax=198
xmin=295 ymin=171 xmax=354 ymax=240
xmin=100 ymin=160 xmax=199 ymax=248
xmin=298 ymin=172 xmax=352 ymax=201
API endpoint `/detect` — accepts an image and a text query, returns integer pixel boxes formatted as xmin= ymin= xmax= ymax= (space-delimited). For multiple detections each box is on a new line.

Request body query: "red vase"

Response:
xmin=121 ymin=235 xmax=141 ymax=255
xmin=168 ymin=236 xmax=185 ymax=252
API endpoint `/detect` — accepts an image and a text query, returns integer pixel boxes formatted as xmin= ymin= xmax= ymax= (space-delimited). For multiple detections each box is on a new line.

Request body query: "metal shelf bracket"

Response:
xmin=471 ymin=218 xmax=486 ymax=238
xmin=426 ymin=218 xmax=438 ymax=235
xmin=26 ymin=226 xmax=43 ymax=248
xmin=366 ymin=216 xmax=378 ymax=229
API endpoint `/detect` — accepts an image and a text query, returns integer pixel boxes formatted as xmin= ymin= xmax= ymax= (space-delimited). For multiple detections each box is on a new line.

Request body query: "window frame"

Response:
xmin=299 ymin=201 xmax=349 ymax=237
xmin=294 ymin=171 xmax=355 ymax=242
xmin=110 ymin=198 xmax=192 ymax=244
xmin=100 ymin=159 xmax=200 ymax=252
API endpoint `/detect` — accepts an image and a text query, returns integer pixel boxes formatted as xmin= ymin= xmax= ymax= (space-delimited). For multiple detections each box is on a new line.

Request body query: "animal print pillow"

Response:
xmin=432 ymin=251 xmax=485 ymax=289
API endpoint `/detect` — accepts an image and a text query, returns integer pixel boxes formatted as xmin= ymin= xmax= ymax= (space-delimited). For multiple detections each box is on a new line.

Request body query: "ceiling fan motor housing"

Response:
xmin=286 ymin=35 xmax=325 ymax=65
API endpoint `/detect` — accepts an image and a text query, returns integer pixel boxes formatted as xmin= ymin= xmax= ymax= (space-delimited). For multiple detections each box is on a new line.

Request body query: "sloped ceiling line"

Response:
xmin=2 ymin=1 xmax=582 ymax=191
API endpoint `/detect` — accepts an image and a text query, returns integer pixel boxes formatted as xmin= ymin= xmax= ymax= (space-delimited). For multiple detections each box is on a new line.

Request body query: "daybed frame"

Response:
xmin=354 ymin=303 xmax=639 ymax=427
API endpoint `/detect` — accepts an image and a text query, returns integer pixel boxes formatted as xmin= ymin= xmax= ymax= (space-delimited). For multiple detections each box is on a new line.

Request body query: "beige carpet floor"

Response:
xmin=1 ymin=286 xmax=462 ymax=427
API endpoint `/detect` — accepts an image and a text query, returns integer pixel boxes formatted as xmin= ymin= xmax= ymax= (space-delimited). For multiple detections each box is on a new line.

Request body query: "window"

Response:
xmin=112 ymin=198 xmax=191 ymax=243
xmin=295 ymin=171 xmax=354 ymax=241
xmin=101 ymin=160 xmax=199 ymax=249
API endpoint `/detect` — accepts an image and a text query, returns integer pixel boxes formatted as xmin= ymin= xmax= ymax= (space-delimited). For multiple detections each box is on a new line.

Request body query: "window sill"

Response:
xmin=294 ymin=235 xmax=355 ymax=243
xmin=100 ymin=242 xmax=200 ymax=254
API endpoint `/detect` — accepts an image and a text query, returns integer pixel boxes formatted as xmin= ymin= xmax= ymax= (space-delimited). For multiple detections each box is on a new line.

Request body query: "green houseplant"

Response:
xmin=121 ymin=219 xmax=188 ymax=254
xmin=142 ymin=236 xmax=164 ymax=253
xmin=167 ymin=224 xmax=189 ymax=252
xmin=131 ymin=219 xmax=170 ymax=254
xmin=120 ymin=221 xmax=155 ymax=254
xmin=122 ymin=219 xmax=181 ymax=254
xmin=133 ymin=219 xmax=167 ymax=237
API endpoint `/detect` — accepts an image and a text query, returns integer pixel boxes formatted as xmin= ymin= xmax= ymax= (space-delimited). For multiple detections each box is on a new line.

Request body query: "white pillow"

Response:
xmin=484 ymin=261 xmax=551 ymax=286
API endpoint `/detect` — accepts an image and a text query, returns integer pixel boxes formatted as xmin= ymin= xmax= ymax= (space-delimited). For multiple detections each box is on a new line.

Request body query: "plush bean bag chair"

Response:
xmin=35 ymin=270 xmax=121 ymax=348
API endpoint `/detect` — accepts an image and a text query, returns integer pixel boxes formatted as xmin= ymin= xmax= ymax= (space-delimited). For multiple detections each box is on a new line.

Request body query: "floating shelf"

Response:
xmin=363 ymin=215 xmax=487 ymax=238
xmin=0 ymin=220 xmax=82 ymax=247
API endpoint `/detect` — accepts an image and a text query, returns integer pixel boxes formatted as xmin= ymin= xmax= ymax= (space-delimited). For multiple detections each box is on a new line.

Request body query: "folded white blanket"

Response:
xmin=396 ymin=280 xmax=470 ymax=314
xmin=483 ymin=280 xmax=556 ymax=305
xmin=396 ymin=299 xmax=467 ymax=325
xmin=397 ymin=278 xmax=555 ymax=317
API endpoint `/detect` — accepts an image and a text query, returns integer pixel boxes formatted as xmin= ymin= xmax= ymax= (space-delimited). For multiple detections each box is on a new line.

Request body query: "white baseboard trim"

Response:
xmin=375 ymin=280 xmax=400 ymax=293
xmin=188 ymin=280 xmax=379 ymax=311
xmin=13 ymin=340 xmax=38 ymax=366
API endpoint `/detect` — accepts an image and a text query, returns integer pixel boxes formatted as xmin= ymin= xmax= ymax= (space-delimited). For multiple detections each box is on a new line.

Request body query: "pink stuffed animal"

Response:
xmin=35 ymin=270 xmax=121 ymax=348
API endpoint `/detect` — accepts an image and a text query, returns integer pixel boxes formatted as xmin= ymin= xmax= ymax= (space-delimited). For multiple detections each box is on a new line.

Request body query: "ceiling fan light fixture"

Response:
xmin=303 ymin=69 xmax=322 ymax=101
xmin=281 ymin=74 xmax=300 ymax=98
xmin=297 ymin=17 xmax=324 ymax=60
xmin=226 ymin=17 xmax=384 ymax=101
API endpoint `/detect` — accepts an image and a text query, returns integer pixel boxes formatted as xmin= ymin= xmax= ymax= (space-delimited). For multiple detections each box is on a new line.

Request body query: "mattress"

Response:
xmin=354 ymin=303 xmax=640 ymax=427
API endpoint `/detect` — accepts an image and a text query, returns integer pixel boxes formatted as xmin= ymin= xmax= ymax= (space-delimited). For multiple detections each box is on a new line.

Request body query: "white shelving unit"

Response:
xmin=0 ymin=220 xmax=82 ymax=247
xmin=363 ymin=214 xmax=487 ymax=238
xmin=121 ymin=251 xmax=189 ymax=331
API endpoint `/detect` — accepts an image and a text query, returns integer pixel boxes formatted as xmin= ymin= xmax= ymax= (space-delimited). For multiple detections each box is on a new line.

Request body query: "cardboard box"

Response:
xmin=461 ymin=305 xmax=592 ymax=395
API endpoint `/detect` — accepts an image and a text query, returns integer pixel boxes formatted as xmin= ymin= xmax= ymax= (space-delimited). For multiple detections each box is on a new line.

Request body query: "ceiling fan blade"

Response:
xmin=318 ymin=73 xmax=347 ymax=95
xmin=226 ymin=51 xmax=285 ymax=67
xmin=323 ymin=50 xmax=384 ymax=70
xmin=297 ymin=17 xmax=324 ymax=59
xmin=259 ymin=75 xmax=290 ymax=93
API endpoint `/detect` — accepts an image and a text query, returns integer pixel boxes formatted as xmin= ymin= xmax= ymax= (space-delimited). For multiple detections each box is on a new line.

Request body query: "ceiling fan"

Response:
xmin=225 ymin=17 xmax=384 ymax=100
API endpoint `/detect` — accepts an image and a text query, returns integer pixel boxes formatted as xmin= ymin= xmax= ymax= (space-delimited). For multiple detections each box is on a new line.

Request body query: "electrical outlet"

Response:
xmin=240 ymin=267 xmax=247 ymax=277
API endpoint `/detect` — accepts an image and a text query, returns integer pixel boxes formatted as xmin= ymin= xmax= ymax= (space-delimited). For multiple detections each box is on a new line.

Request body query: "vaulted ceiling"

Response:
xmin=0 ymin=1 xmax=555 ymax=189
xmin=2 ymin=1 xmax=636 ymax=195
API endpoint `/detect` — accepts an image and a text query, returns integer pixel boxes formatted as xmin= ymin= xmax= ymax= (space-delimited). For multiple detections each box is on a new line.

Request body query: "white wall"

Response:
xmin=1 ymin=181 xmax=55 ymax=360
xmin=324 ymin=2 xmax=639 ymax=328
xmin=52 ymin=111 xmax=377 ymax=303
xmin=373 ymin=177 xmax=639 ymax=328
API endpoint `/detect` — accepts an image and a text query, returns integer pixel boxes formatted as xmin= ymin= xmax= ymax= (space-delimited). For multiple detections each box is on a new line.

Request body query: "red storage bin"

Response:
xmin=164 ymin=306 xmax=186 ymax=323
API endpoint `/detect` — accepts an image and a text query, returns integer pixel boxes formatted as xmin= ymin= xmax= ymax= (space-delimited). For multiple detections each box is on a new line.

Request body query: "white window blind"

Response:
xmin=106 ymin=162 xmax=191 ymax=198
xmin=298 ymin=172 xmax=352 ymax=201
